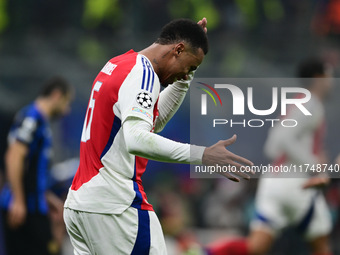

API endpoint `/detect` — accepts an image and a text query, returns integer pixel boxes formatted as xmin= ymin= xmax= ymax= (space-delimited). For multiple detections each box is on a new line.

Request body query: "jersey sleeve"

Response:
xmin=10 ymin=113 xmax=38 ymax=145
xmin=154 ymin=70 xmax=195 ymax=133
xmin=118 ymin=55 xmax=160 ymax=126
xmin=123 ymin=117 xmax=205 ymax=164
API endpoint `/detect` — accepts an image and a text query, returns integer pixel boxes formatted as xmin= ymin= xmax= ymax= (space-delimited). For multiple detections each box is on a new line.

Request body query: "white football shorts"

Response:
xmin=250 ymin=178 xmax=332 ymax=240
xmin=64 ymin=207 xmax=167 ymax=255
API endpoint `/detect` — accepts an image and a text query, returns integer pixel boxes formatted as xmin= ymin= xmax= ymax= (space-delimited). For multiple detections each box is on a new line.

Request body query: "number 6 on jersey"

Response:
xmin=81 ymin=81 xmax=102 ymax=142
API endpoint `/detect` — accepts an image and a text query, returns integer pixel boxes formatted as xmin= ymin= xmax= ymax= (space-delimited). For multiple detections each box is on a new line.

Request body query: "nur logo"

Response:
xmin=197 ymin=82 xmax=222 ymax=115
xmin=197 ymin=83 xmax=312 ymax=116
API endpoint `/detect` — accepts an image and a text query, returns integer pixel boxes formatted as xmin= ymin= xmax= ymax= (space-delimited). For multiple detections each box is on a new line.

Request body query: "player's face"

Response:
xmin=51 ymin=91 xmax=72 ymax=119
xmin=161 ymin=45 xmax=204 ymax=86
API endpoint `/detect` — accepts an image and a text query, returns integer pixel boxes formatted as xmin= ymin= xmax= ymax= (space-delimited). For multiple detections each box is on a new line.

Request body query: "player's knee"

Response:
xmin=310 ymin=235 xmax=332 ymax=254
xmin=247 ymin=231 xmax=273 ymax=255
xmin=247 ymin=243 xmax=270 ymax=255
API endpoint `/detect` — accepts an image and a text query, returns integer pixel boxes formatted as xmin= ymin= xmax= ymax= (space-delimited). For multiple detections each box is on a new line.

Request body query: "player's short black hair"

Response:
xmin=155 ymin=19 xmax=208 ymax=55
xmin=297 ymin=57 xmax=326 ymax=78
xmin=40 ymin=76 xmax=72 ymax=97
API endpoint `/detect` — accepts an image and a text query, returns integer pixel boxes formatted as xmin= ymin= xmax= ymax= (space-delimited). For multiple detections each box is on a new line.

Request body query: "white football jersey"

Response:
xmin=65 ymin=50 xmax=159 ymax=213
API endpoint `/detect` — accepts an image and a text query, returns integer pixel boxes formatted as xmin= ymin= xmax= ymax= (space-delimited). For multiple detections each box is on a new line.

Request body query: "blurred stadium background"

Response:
xmin=0 ymin=0 xmax=340 ymax=254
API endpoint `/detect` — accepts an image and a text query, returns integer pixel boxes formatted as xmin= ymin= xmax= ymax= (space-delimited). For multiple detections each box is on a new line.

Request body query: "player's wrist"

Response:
xmin=190 ymin=145 xmax=206 ymax=164
xmin=172 ymin=69 xmax=197 ymax=89
xmin=12 ymin=193 xmax=25 ymax=203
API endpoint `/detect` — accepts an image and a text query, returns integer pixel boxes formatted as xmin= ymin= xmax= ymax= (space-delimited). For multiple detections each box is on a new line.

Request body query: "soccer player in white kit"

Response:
xmin=207 ymin=58 xmax=334 ymax=255
xmin=63 ymin=18 xmax=253 ymax=255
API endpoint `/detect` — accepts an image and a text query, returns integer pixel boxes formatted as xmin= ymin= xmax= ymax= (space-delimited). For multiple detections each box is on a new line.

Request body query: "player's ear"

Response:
xmin=50 ymin=89 xmax=64 ymax=105
xmin=174 ymin=43 xmax=185 ymax=57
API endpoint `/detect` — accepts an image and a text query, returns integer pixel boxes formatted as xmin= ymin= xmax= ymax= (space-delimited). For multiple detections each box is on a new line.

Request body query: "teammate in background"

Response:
xmin=207 ymin=58 xmax=334 ymax=255
xmin=63 ymin=18 xmax=253 ymax=255
xmin=0 ymin=77 xmax=73 ymax=255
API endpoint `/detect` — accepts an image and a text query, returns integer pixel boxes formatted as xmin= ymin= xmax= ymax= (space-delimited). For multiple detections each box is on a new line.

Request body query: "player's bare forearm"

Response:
xmin=5 ymin=142 xmax=28 ymax=202
xmin=302 ymin=174 xmax=330 ymax=189
xmin=302 ymin=154 xmax=337 ymax=189
xmin=5 ymin=141 xmax=28 ymax=228
xmin=46 ymin=191 xmax=63 ymax=208
xmin=46 ymin=191 xmax=64 ymax=221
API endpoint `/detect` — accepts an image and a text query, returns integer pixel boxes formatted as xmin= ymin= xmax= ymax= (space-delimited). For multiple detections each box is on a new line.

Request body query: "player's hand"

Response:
xmin=46 ymin=191 xmax=64 ymax=222
xmin=302 ymin=174 xmax=330 ymax=189
xmin=317 ymin=151 xmax=329 ymax=165
xmin=8 ymin=198 xmax=26 ymax=229
xmin=202 ymin=135 xmax=254 ymax=182
xmin=197 ymin=17 xmax=207 ymax=33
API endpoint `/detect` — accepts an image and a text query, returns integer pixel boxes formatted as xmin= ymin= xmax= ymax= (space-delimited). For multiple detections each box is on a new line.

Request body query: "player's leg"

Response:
xmin=148 ymin=210 xmax=167 ymax=254
xmin=250 ymin=177 xmax=290 ymax=253
xmin=206 ymin=178 xmax=285 ymax=255
xmin=247 ymin=228 xmax=274 ymax=255
xmin=206 ymin=210 xmax=277 ymax=255
xmin=309 ymin=235 xmax=332 ymax=255
xmin=206 ymin=237 xmax=249 ymax=255
xmin=64 ymin=206 xmax=166 ymax=254
xmin=242 ymin=178 xmax=286 ymax=255
xmin=205 ymin=230 xmax=273 ymax=255
xmin=63 ymin=208 xmax=92 ymax=255
xmin=65 ymin=207 xmax=141 ymax=254
xmin=304 ymin=194 xmax=333 ymax=255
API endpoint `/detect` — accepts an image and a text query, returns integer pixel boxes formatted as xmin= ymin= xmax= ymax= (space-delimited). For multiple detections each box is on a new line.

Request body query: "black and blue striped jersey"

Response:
xmin=0 ymin=103 xmax=52 ymax=214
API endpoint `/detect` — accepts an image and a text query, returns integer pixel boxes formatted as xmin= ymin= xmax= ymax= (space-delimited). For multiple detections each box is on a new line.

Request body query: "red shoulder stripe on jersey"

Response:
xmin=131 ymin=156 xmax=154 ymax=211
